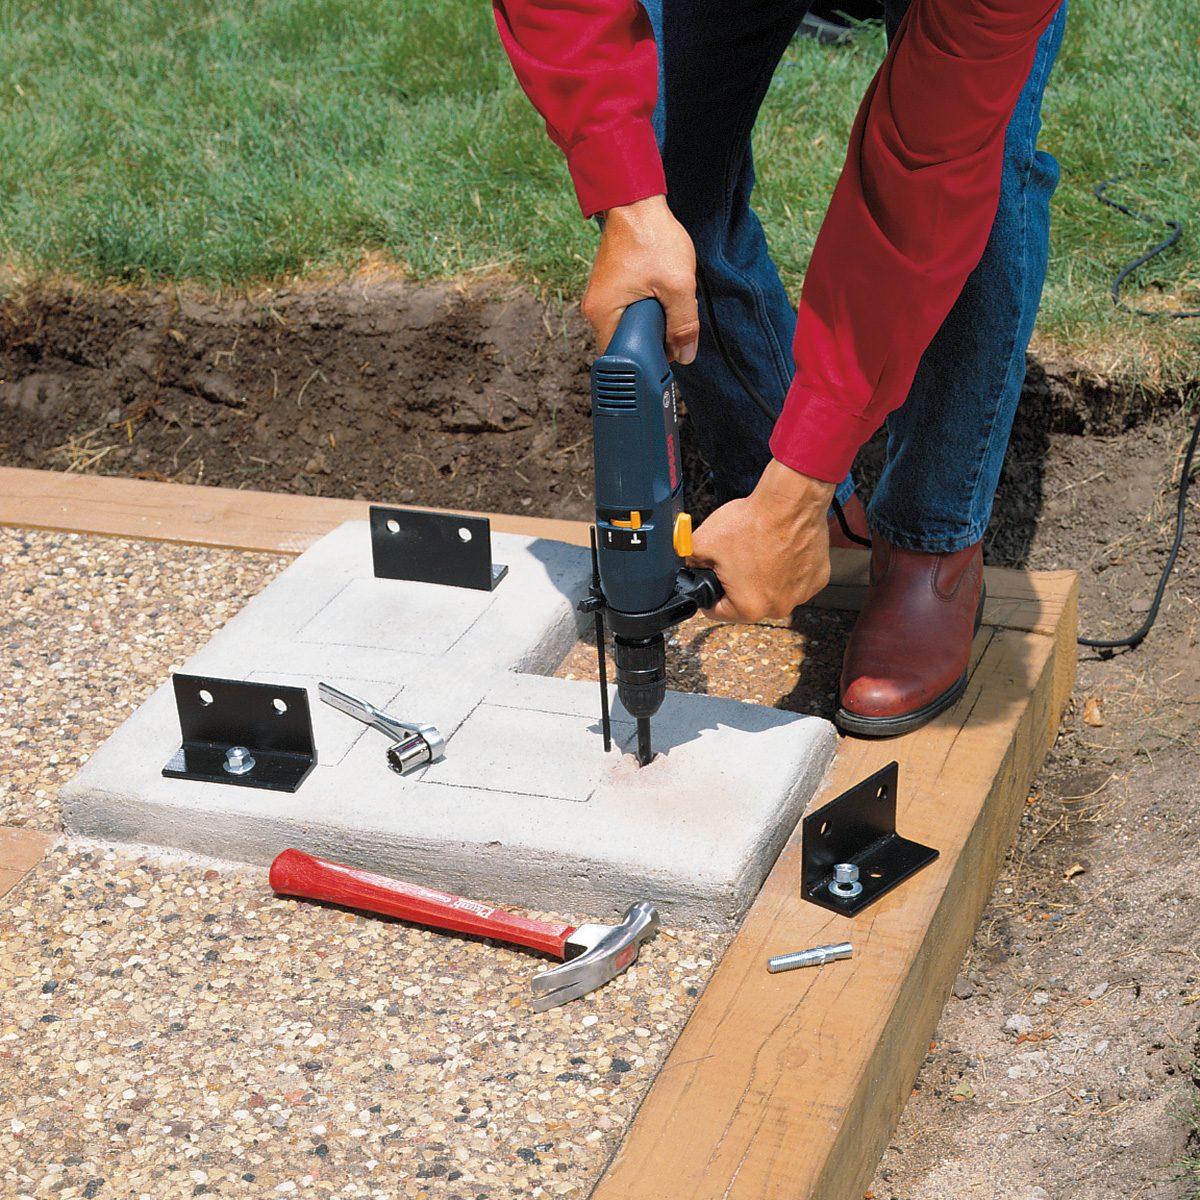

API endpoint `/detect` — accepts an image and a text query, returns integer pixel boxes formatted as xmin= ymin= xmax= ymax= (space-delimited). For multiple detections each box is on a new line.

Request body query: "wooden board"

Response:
xmin=0 ymin=469 xmax=1072 ymax=628
xmin=0 ymin=827 xmax=56 ymax=902
xmin=0 ymin=466 xmax=591 ymax=553
xmin=0 ymin=468 xmax=1077 ymax=1198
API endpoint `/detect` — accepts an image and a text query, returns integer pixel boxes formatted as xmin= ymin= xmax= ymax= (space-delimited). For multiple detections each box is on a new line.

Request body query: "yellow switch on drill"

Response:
xmin=673 ymin=512 xmax=694 ymax=558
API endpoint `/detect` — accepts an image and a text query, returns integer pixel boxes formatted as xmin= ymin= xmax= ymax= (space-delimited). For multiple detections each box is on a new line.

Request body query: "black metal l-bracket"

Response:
xmin=801 ymin=761 xmax=938 ymax=916
xmin=370 ymin=506 xmax=507 ymax=592
xmin=162 ymin=674 xmax=317 ymax=793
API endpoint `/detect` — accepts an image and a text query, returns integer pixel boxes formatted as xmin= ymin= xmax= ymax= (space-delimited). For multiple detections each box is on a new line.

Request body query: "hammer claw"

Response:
xmin=530 ymin=901 xmax=659 ymax=1010
xmin=531 ymin=973 xmax=614 ymax=1013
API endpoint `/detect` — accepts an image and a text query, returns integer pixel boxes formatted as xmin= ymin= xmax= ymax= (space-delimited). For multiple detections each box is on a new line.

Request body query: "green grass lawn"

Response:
xmin=1 ymin=0 xmax=1196 ymax=383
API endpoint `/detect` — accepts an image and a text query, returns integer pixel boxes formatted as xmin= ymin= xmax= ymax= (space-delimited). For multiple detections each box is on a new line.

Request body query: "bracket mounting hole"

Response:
xmin=457 ymin=527 xmax=473 ymax=543
xmin=386 ymin=518 xmax=401 ymax=534
xmin=819 ymin=821 xmax=832 ymax=838
xmin=876 ymin=785 xmax=888 ymax=802
xmin=868 ymin=869 xmax=884 ymax=879
xmin=273 ymin=698 xmax=288 ymax=715
xmin=198 ymin=689 xmax=214 ymax=706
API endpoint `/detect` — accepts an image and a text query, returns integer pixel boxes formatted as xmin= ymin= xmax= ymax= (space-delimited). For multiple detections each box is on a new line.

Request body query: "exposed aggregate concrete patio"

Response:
xmin=1 ymin=528 xmax=731 ymax=1199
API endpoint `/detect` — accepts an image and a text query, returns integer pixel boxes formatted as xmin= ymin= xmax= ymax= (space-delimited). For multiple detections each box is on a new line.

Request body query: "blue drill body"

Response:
xmin=585 ymin=299 xmax=722 ymax=765
xmin=591 ymin=298 xmax=685 ymax=617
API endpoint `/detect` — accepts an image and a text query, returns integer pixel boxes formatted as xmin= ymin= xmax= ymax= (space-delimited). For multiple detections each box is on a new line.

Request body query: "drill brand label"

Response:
xmin=662 ymin=381 xmax=680 ymax=492
xmin=450 ymin=898 xmax=495 ymax=919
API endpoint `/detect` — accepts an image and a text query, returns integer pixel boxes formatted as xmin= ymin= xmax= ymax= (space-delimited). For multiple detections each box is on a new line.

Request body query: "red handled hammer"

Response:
xmin=269 ymin=849 xmax=660 ymax=1012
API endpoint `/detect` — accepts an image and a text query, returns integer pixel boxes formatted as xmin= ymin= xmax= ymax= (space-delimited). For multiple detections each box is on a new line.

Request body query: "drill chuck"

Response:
xmin=613 ymin=633 xmax=668 ymax=721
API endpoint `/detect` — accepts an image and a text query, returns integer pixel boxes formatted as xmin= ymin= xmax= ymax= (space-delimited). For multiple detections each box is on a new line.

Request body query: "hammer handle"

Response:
xmin=269 ymin=849 xmax=574 ymax=958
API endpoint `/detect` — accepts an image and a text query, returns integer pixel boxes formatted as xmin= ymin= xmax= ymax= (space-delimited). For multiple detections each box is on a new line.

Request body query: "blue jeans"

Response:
xmin=643 ymin=0 xmax=1067 ymax=552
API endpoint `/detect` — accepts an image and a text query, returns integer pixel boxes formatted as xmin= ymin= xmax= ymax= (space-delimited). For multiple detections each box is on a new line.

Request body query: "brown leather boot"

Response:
xmin=836 ymin=534 xmax=986 ymax=737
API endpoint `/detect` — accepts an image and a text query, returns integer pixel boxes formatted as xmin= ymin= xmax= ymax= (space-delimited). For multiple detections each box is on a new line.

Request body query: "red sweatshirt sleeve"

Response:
xmin=770 ymin=0 xmax=1064 ymax=482
xmin=493 ymin=0 xmax=665 ymax=217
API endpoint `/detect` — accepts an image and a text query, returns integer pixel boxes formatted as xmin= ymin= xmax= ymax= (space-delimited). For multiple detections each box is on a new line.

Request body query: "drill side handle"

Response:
xmin=676 ymin=566 xmax=723 ymax=612
xmin=601 ymin=566 xmax=724 ymax=640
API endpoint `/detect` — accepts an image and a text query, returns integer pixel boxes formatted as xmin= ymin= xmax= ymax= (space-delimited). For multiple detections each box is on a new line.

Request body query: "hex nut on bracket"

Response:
xmin=801 ymin=762 xmax=938 ymax=916
xmin=223 ymin=745 xmax=256 ymax=776
xmin=828 ymin=862 xmax=863 ymax=901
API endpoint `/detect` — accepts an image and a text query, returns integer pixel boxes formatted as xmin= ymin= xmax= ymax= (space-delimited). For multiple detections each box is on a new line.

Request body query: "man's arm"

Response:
xmin=771 ymin=0 xmax=1065 ymax=485
xmin=493 ymin=2 xmax=701 ymax=361
xmin=492 ymin=0 xmax=664 ymax=219
xmin=700 ymin=0 xmax=1064 ymax=621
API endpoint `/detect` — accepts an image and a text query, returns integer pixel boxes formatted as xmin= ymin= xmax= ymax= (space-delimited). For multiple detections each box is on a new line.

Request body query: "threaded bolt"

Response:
xmin=768 ymin=942 xmax=853 ymax=973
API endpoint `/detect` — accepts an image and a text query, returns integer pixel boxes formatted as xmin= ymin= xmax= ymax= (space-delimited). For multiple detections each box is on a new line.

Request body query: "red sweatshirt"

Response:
xmin=494 ymin=0 xmax=1062 ymax=483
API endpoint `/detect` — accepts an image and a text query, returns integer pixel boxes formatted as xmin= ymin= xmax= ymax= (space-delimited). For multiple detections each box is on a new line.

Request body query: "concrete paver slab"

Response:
xmin=62 ymin=522 xmax=836 ymax=928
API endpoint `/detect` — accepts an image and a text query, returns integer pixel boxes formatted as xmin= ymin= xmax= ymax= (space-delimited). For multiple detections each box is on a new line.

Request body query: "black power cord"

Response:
xmin=1078 ymin=160 xmax=1200 ymax=650
xmin=1078 ymin=409 xmax=1200 ymax=651
xmin=1095 ymin=159 xmax=1200 ymax=319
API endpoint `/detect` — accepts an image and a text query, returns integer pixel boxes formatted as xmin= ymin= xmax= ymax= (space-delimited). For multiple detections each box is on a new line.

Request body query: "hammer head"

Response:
xmin=530 ymin=901 xmax=660 ymax=1012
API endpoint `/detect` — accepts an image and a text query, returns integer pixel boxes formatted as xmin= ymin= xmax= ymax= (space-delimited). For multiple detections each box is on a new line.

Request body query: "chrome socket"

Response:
xmin=387 ymin=734 xmax=435 ymax=776
xmin=318 ymin=682 xmax=444 ymax=777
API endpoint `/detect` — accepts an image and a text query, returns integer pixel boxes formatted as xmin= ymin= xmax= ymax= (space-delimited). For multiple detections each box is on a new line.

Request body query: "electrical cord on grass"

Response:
xmin=1095 ymin=159 xmax=1200 ymax=320
xmin=1077 ymin=160 xmax=1200 ymax=649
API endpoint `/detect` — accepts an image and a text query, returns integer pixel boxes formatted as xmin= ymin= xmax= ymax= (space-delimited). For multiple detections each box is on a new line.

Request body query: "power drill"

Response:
xmin=578 ymin=298 xmax=723 ymax=766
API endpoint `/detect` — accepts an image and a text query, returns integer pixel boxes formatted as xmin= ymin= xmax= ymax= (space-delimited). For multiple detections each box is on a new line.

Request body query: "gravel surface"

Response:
xmin=8 ymin=460 xmax=1195 ymax=1200
xmin=1 ymin=842 xmax=724 ymax=1200
xmin=2 ymin=529 xmax=285 ymax=832
xmin=0 ymin=528 xmax=728 ymax=1200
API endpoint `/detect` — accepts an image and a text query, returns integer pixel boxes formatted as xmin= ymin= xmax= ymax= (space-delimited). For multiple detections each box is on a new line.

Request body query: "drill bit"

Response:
xmin=636 ymin=718 xmax=653 ymax=766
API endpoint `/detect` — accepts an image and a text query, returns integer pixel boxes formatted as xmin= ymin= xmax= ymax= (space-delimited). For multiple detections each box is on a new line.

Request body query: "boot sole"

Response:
xmin=835 ymin=584 xmax=987 ymax=739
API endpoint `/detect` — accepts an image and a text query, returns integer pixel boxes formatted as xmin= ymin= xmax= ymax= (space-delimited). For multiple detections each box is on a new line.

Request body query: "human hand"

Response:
xmin=583 ymin=194 xmax=700 ymax=364
xmin=689 ymin=459 xmax=835 ymax=623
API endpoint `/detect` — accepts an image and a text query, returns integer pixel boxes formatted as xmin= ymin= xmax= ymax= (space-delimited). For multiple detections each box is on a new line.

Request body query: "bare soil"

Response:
xmin=3 ymin=278 xmax=1198 ymax=1199
xmin=0 ymin=280 xmax=601 ymax=519
xmin=0 ymin=278 xmax=1169 ymax=530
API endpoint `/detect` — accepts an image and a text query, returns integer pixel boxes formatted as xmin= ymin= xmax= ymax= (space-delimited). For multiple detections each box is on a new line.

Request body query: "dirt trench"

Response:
xmin=1 ymin=278 xmax=1184 ymax=548
xmin=0 ymin=280 xmax=600 ymax=520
